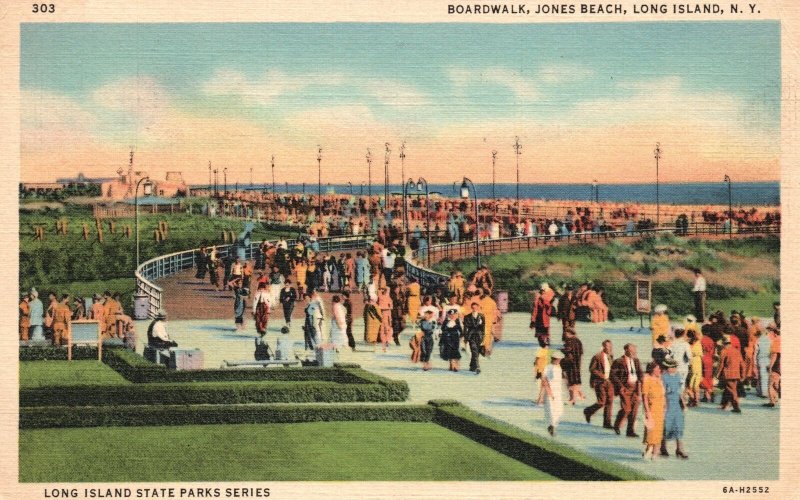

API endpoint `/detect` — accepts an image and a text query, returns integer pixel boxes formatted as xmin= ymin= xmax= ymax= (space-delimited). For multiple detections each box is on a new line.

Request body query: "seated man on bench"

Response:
xmin=147 ymin=309 xmax=178 ymax=349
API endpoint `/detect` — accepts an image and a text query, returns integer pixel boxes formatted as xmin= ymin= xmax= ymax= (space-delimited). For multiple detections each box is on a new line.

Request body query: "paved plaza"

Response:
xmin=138 ymin=310 xmax=780 ymax=481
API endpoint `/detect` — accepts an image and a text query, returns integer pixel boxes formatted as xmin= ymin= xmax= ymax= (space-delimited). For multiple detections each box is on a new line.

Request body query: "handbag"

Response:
xmin=44 ymin=315 xmax=53 ymax=328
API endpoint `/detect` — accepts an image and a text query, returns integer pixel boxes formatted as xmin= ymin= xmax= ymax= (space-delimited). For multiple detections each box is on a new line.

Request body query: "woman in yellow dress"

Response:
xmin=642 ymin=361 xmax=666 ymax=460
xmin=650 ymin=304 xmax=671 ymax=346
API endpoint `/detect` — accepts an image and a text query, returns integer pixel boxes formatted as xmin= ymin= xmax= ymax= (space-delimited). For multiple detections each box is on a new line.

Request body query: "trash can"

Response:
xmin=494 ymin=290 xmax=509 ymax=314
xmin=315 ymin=345 xmax=338 ymax=367
xmin=133 ymin=294 xmax=150 ymax=320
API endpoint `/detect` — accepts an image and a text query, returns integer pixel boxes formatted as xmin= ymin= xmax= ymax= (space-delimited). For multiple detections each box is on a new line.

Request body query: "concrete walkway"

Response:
xmin=138 ymin=311 xmax=779 ymax=481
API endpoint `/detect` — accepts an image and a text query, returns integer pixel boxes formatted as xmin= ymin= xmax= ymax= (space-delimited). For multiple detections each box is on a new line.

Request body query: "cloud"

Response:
xmin=361 ymin=79 xmax=431 ymax=108
xmin=538 ymin=64 xmax=595 ymax=84
xmin=447 ymin=66 xmax=539 ymax=102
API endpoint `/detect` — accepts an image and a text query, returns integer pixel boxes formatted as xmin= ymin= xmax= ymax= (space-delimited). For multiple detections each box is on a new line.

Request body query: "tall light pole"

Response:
xmin=593 ymin=179 xmax=599 ymax=203
xmin=135 ymin=176 xmax=153 ymax=269
xmin=416 ymin=177 xmax=431 ymax=267
xmin=366 ymin=148 xmax=373 ymax=226
xmin=399 ymin=141 xmax=406 ymax=197
xmin=724 ymin=174 xmax=732 ymax=239
xmin=208 ymin=162 xmax=212 ymax=192
xmin=654 ymin=143 xmax=662 ymax=229
xmin=460 ymin=177 xmax=481 ymax=269
xmin=250 ymin=166 xmax=253 ymax=190
xmin=271 ymin=155 xmax=276 ymax=196
xmin=513 ymin=136 xmax=522 ymax=221
xmin=403 ymin=178 xmax=412 ymax=243
xmin=384 ymin=142 xmax=391 ymax=211
xmin=348 ymin=181 xmax=353 ymax=195
xmin=491 ymin=150 xmax=498 ymax=218
xmin=223 ymin=167 xmax=228 ymax=197
xmin=213 ymin=169 xmax=218 ymax=197
xmin=317 ymin=146 xmax=323 ymax=216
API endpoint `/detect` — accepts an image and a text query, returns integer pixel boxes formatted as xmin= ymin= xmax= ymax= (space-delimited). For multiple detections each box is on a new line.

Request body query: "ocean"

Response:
xmin=206 ymin=182 xmax=780 ymax=207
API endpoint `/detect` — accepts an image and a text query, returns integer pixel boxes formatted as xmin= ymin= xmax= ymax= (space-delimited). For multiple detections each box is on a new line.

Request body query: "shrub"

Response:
xmin=431 ymin=402 xmax=653 ymax=481
xmin=19 ymin=345 xmax=116 ymax=362
xmin=20 ymin=403 xmax=435 ymax=429
xmin=101 ymin=350 xmax=395 ymax=387
xmin=20 ymin=378 xmax=409 ymax=407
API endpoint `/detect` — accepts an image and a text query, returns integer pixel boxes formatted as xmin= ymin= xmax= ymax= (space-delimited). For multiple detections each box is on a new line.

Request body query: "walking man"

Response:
xmin=610 ymin=343 xmax=643 ymax=437
xmin=584 ymin=339 xmax=615 ymax=429
xmin=692 ymin=268 xmax=706 ymax=321
xmin=716 ymin=335 xmax=745 ymax=413
xmin=279 ymin=280 xmax=297 ymax=326
xmin=463 ymin=301 xmax=486 ymax=374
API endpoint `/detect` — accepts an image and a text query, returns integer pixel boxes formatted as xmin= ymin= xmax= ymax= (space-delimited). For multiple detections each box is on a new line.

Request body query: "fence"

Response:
xmin=134 ymin=233 xmax=377 ymax=318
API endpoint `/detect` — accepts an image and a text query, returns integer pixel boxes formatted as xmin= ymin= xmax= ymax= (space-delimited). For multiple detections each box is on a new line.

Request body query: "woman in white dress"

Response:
xmin=542 ymin=350 xmax=565 ymax=436
xmin=330 ymin=295 xmax=347 ymax=350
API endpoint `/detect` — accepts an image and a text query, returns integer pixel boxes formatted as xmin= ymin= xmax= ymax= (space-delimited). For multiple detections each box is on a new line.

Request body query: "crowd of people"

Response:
xmin=18 ymin=289 xmax=136 ymax=349
xmin=531 ymin=292 xmax=781 ymax=459
xmin=207 ymin=190 xmax=780 ymax=242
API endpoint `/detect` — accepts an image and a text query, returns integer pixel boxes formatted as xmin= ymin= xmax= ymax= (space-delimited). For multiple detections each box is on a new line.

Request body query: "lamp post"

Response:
xmin=592 ymin=179 xmax=599 ymax=204
xmin=460 ymin=177 xmax=480 ymax=269
xmin=208 ymin=162 xmax=212 ymax=192
xmin=271 ymin=155 xmax=276 ymax=196
xmin=223 ymin=167 xmax=228 ymax=197
xmin=416 ymin=177 xmax=431 ymax=266
xmin=513 ymin=137 xmax=522 ymax=221
xmin=384 ymin=142 xmax=391 ymax=213
xmin=213 ymin=169 xmax=218 ymax=197
xmin=403 ymin=178 xmax=412 ymax=243
xmin=135 ymin=176 xmax=153 ymax=270
xmin=491 ymin=150 xmax=498 ymax=218
xmin=654 ymin=143 xmax=661 ymax=229
xmin=724 ymin=174 xmax=732 ymax=239
xmin=366 ymin=148 xmax=373 ymax=225
xmin=317 ymin=146 xmax=323 ymax=217
xmin=348 ymin=181 xmax=353 ymax=195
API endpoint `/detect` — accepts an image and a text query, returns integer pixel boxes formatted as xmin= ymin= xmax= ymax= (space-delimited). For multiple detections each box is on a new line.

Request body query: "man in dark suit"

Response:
xmin=610 ymin=343 xmax=643 ymax=437
xmin=584 ymin=339 xmax=615 ymax=429
xmin=463 ymin=302 xmax=486 ymax=374
xmin=557 ymin=285 xmax=578 ymax=340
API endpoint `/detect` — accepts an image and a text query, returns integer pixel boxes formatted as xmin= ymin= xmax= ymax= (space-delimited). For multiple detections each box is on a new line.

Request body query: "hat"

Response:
xmin=550 ymin=351 xmax=565 ymax=359
xmin=155 ymin=309 xmax=168 ymax=320
xmin=654 ymin=304 xmax=668 ymax=314
xmin=684 ymin=314 xmax=696 ymax=323
xmin=662 ymin=357 xmax=678 ymax=368
xmin=446 ymin=307 xmax=460 ymax=315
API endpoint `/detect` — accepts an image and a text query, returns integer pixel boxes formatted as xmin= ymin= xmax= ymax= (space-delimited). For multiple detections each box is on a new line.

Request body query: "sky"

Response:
xmin=20 ymin=22 xmax=780 ymax=184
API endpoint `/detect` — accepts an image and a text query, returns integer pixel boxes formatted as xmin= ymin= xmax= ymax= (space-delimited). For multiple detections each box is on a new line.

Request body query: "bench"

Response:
xmin=219 ymin=359 xmax=300 ymax=369
xmin=143 ymin=345 xmax=171 ymax=366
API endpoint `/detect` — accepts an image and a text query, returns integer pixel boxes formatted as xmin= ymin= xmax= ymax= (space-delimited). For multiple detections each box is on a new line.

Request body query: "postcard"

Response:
xmin=1 ymin=1 xmax=798 ymax=498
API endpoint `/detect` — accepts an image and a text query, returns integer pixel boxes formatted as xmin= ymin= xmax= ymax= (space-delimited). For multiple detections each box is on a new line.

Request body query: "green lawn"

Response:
xmin=709 ymin=291 xmax=779 ymax=319
xmin=19 ymin=422 xmax=555 ymax=482
xmin=20 ymin=361 xmax=130 ymax=389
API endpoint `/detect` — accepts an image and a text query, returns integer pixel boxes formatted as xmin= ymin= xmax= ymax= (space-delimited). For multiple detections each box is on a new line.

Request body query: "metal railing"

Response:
xmin=134 ymin=233 xmax=377 ymax=318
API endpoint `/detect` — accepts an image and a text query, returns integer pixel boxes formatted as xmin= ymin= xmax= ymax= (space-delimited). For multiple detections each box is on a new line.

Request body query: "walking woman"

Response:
xmin=252 ymin=282 xmax=271 ymax=336
xmin=641 ymin=362 xmax=666 ymax=460
xmin=562 ymin=327 xmax=586 ymax=404
xmin=418 ymin=310 xmax=438 ymax=371
xmin=542 ymin=351 xmax=565 ymax=436
xmin=231 ymin=278 xmax=248 ymax=331
xmin=661 ymin=357 xmax=689 ymax=458
xmin=439 ymin=307 xmax=463 ymax=372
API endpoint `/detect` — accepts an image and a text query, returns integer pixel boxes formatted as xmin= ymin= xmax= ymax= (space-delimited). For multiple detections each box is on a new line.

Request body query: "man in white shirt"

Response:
xmin=147 ymin=309 xmax=177 ymax=348
xmin=381 ymin=247 xmax=396 ymax=284
xmin=584 ymin=339 xmax=615 ymax=429
xmin=692 ymin=268 xmax=707 ymax=321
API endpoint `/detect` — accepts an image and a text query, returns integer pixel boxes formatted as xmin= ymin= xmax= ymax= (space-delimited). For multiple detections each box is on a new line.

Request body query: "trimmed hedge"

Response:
xmin=21 ymin=378 xmax=409 ymax=407
xmin=20 ymin=403 xmax=435 ymax=429
xmin=430 ymin=400 xmax=654 ymax=481
xmin=19 ymin=345 xmax=104 ymax=361
xmin=102 ymin=349 xmax=382 ymax=386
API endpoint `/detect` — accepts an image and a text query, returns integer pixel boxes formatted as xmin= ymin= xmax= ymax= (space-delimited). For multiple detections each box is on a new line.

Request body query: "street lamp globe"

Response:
xmin=143 ymin=180 xmax=153 ymax=196
xmin=416 ymin=180 xmax=423 ymax=191
xmin=460 ymin=179 xmax=470 ymax=199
